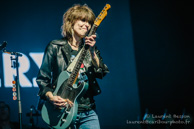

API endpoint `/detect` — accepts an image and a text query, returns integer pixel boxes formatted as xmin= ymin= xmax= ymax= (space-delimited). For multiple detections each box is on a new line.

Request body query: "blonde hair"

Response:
xmin=61 ymin=4 xmax=96 ymax=43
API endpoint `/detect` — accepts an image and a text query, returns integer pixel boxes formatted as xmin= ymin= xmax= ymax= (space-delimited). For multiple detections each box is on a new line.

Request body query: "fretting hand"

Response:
xmin=85 ymin=34 xmax=96 ymax=54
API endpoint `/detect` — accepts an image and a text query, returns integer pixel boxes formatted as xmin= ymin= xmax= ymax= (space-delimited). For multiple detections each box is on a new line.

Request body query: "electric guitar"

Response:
xmin=41 ymin=4 xmax=111 ymax=129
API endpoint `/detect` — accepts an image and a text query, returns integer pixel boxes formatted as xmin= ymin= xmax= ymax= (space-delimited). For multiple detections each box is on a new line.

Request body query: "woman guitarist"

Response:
xmin=36 ymin=4 xmax=109 ymax=129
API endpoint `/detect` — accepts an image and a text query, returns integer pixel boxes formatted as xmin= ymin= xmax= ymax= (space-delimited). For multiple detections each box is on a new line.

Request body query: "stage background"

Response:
xmin=0 ymin=0 xmax=192 ymax=129
xmin=0 ymin=0 xmax=140 ymax=129
xmin=130 ymin=1 xmax=192 ymax=129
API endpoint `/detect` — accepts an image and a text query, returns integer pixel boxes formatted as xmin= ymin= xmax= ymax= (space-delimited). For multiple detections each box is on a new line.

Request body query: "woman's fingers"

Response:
xmin=85 ymin=35 xmax=96 ymax=47
xmin=66 ymin=99 xmax=73 ymax=107
xmin=85 ymin=35 xmax=96 ymax=40
xmin=52 ymin=96 xmax=73 ymax=108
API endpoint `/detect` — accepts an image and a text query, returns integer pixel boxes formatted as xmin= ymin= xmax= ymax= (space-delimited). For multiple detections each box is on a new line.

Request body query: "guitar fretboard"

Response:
xmin=67 ymin=25 xmax=98 ymax=86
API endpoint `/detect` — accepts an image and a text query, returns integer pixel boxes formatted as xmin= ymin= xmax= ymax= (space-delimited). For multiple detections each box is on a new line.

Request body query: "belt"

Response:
xmin=78 ymin=103 xmax=95 ymax=112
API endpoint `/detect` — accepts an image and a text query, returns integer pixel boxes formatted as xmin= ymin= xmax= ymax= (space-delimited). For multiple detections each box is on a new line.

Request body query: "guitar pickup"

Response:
xmin=66 ymin=86 xmax=73 ymax=90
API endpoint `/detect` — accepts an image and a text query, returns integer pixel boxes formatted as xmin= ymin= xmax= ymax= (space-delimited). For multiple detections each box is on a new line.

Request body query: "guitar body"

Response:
xmin=41 ymin=71 xmax=88 ymax=129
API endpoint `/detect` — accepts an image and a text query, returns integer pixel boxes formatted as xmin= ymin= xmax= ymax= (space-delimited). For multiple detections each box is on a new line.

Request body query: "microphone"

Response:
xmin=29 ymin=105 xmax=34 ymax=127
xmin=0 ymin=41 xmax=7 ymax=51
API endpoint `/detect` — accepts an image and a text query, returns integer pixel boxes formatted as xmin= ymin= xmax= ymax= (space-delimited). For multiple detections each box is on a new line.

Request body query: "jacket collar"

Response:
xmin=51 ymin=38 xmax=67 ymax=46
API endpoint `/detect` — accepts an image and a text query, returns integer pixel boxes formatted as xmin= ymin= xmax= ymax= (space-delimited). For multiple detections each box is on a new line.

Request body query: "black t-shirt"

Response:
xmin=69 ymin=48 xmax=95 ymax=112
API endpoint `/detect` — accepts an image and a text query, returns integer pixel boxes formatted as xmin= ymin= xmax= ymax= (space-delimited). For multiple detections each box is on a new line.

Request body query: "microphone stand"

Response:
xmin=3 ymin=48 xmax=23 ymax=129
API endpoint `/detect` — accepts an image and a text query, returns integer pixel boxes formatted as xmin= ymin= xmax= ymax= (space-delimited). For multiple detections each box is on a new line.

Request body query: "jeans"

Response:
xmin=70 ymin=110 xmax=100 ymax=129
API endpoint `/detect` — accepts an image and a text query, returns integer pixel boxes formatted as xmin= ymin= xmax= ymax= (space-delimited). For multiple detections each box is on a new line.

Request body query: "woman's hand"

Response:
xmin=46 ymin=92 xmax=73 ymax=108
xmin=85 ymin=34 xmax=100 ymax=67
xmin=85 ymin=34 xmax=96 ymax=53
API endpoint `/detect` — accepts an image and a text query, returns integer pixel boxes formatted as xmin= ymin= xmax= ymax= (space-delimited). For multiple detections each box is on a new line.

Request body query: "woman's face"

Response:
xmin=73 ymin=19 xmax=91 ymax=38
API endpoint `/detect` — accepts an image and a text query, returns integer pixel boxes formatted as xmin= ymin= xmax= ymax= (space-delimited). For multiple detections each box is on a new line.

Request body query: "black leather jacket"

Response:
xmin=36 ymin=38 xmax=109 ymax=100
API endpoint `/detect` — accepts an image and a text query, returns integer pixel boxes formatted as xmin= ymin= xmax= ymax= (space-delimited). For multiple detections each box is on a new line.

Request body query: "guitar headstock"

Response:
xmin=94 ymin=4 xmax=111 ymax=26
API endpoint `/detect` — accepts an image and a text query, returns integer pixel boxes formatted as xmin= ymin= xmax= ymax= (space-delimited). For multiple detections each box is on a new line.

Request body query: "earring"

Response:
xmin=71 ymin=29 xmax=74 ymax=36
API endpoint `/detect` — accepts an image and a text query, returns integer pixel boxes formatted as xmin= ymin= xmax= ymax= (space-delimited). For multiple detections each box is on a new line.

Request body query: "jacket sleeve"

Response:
xmin=93 ymin=47 xmax=109 ymax=79
xmin=36 ymin=42 xmax=56 ymax=100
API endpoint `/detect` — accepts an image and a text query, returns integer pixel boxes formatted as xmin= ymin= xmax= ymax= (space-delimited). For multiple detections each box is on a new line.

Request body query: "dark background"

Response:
xmin=0 ymin=0 xmax=192 ymax=129
xmin=130 ymin=0 xmax=193 ymax=129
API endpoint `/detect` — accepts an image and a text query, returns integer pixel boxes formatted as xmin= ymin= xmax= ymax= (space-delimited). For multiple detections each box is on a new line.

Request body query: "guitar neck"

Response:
xmin=67 ymin=4 xmax=111 ymax=86
xmin=67 ymin=25 xmax=98 ymax=86
xmin=88 ymin=24 xmax=98 ymax=36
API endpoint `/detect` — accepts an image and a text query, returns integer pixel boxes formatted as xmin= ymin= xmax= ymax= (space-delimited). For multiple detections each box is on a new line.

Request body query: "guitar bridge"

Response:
xmin=60 ymin=110 xmax=69 ymax=126
xmin=60 ymin=119 xmax=66 ymax=127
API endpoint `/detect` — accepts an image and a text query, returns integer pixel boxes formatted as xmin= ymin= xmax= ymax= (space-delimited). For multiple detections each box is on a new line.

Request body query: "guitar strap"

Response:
xmin=66 ymin=47 xmax=84 ymax=72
